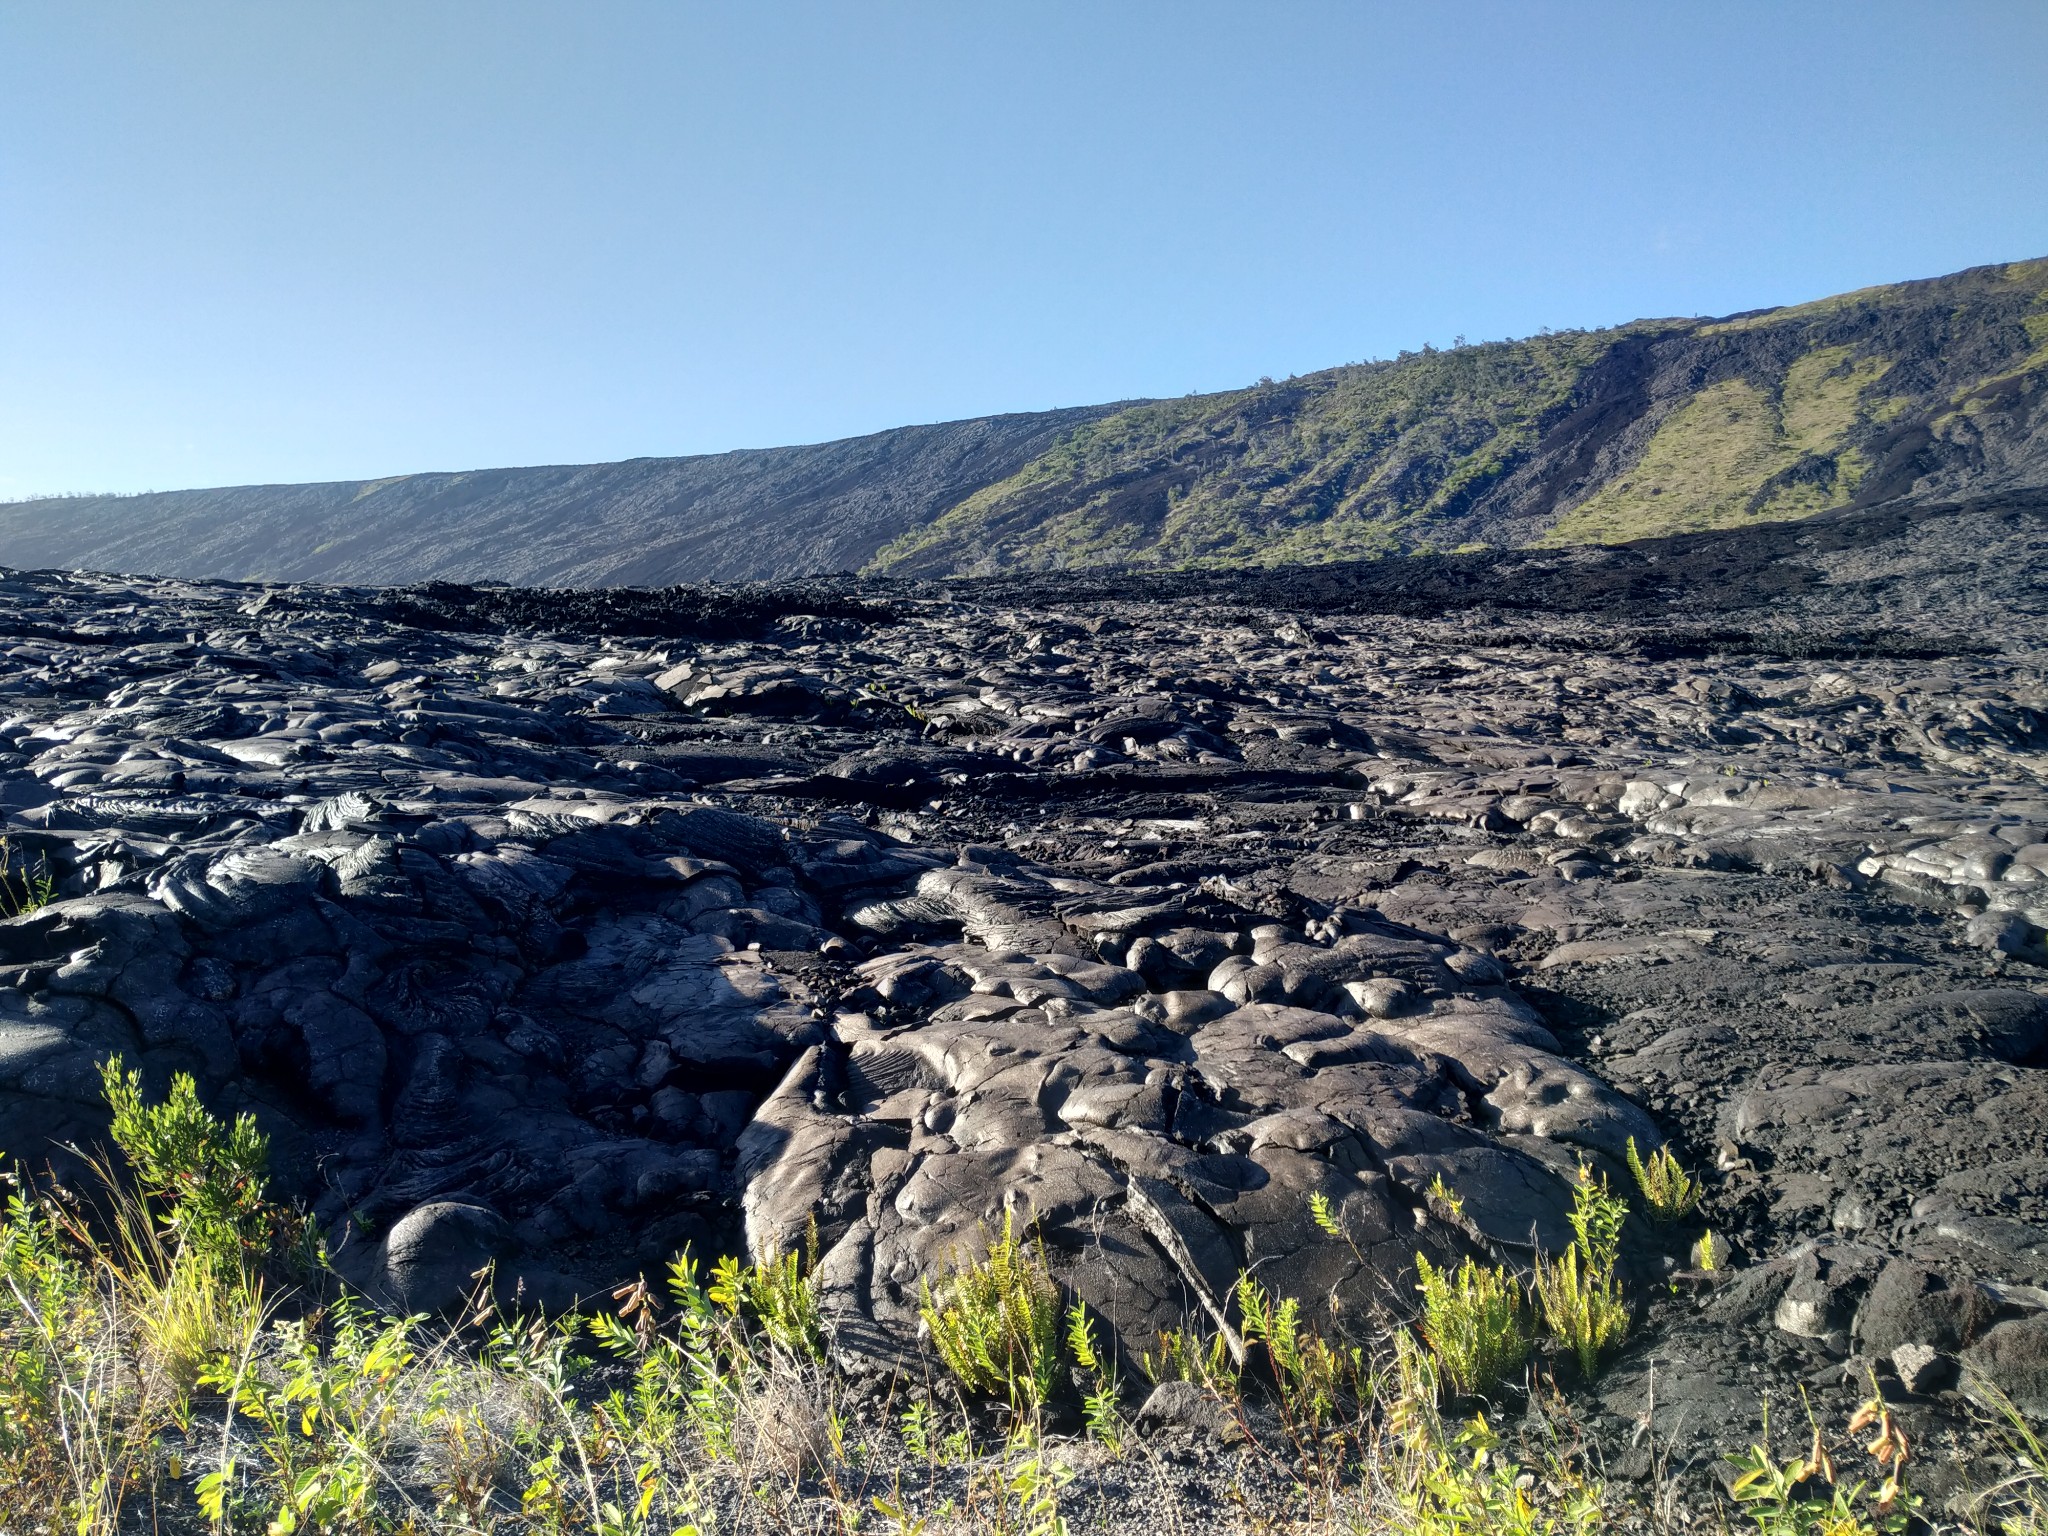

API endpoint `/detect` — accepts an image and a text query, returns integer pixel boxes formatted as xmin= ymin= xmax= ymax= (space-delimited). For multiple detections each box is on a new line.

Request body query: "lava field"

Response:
xmin=3 ymin=492 xmax=2046 ymax=1513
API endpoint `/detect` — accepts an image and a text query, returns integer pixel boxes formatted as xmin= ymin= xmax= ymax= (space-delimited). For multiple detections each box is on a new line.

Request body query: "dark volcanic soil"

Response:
xmin=3 ymin=494 xmax=2046 ymax=1516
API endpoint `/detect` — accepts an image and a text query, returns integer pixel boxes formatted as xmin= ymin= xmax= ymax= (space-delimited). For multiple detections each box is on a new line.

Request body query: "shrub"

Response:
xmin=99 ymin=1055 xmax=278 ymax=1275
xmin=202 ymin=1301 xmax=417 ymax=1533
xmin=0 ymin=1055 xmax=292 ymax=1531
xmin=1533 ymin=1246 xmax=1628 ymax=1385
xmin=90 ymin=1056 xmax=293 ymax=1404
xmin=592 ymin=1251 xmax=763 ymax=1465
xmin=1563 ymin=1162 xmax=1627 ymax=1271
xmin=1380 ymin=1331 xmax=1608 ymax=1533
xmin=0 ymin=1166 xmax=122 ymax=1522
xmin=1728 ymin=1389 xmax=1917 ymax=1534
xmin=919 ymin=1212 xmax=1062 ymax=1410
xmin=1413 ymin=1253 xmax=1532 ymax=1400
xmin=1393 ymin=1411 xmax=1608 ymax=1533
xmin=1625 ymin=1137 xmax=1702 ymax=1225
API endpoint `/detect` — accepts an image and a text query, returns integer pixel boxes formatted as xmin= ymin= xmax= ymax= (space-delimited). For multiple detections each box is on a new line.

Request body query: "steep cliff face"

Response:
xmin=0 ymin=406 xmax=1124 ymax=585
xmin=4 ymin=258 xmax=2043 ymax=586
xmin=868 ymin=257 xmax=2048 ymax=575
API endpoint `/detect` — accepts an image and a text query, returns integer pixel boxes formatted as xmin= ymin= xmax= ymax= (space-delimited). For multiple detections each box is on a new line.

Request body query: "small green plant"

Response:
xmin=1064 ymin=1304 xmax=1122 ymax=1451
xmin=1142 ymin=1322 xmax=1240 ymax=1395
xmin=1625 ymin=1136 xmax=1702 ymax=1224
xmin=1394 ymin=1409 xmax=1606 ymax=1534
xmin=1308 ymin=1189 xmax=1345 ymax=1239
xmin=1311 ymin=1187 xmax=1376 ymax=1281
xmin=1729 ymin=1389 xmax=1916 ymax=1534
xmin=1413 ymin=1253 xmax=1532 ymax=1400
xmin=1427 ymin=1173 xmax=1468 ymax=1221
xmin=872 ymin=1487 xmax=935 ymax=1535
xmin=1534 ymin=1165 xmax=1630 ymax=1380
xmin=489 ymin=1313 xmax=614 ymax=1533
xmin=99 ymin=1055 xmax=279 ymax=1275
xmin=899 ymin=1397 xmax=946 ymax=1464
xmin=594 ymin=1257 xmax=800 ymax=1526
xmin=417 ymin=1357 xmax=511 ymax=1531
xmin=1694 ymin=1229 xmax=1728 ymax=1271
xmin=706 ymin=1225 xmax=825 ymax=1361
xmin=0 ymin=836 xmax=54 ymax=919
xmin=590 ymin=1252 xmax=746 ymax=1463
xmin=587 ymin=1283 xmax=697 ymax=1527
xmin=980 ymin=1423 xmax=1075 ymax=1536
xmin=201 ymin=1300 xmax=418 ymax=1533
xmin=1235 ymin=1272 xmax=1354 ymax=1429
xmin=1533 ymin=1245 xmax=1628 ymax=1384
xmin=1379 ymin=1332 xmax=1607 ymax=1533
xmin=1565 ymin=1162 xmax=1628 ymax=1269
xmin=919 ymin=1212 xmax=1063 ymax=1410
xmin=0 ymin=1163 xmax=137 ymax=1525
xmin=858 ymin=680 xmax=930 ymax=726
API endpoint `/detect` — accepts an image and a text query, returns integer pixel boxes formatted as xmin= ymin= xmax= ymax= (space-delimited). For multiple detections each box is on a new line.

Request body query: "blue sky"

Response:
xmin=3 ymin=1 xmax=2045 ymax=498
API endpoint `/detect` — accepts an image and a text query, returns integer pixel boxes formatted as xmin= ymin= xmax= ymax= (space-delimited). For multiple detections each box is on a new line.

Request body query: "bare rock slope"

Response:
xmin=0 ymin=405 xmax=1122 ymax=586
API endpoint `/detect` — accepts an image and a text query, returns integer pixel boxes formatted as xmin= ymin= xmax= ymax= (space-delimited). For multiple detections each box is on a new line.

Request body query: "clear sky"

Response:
xmin=3 ymin=1 xmax=2046 ymax=499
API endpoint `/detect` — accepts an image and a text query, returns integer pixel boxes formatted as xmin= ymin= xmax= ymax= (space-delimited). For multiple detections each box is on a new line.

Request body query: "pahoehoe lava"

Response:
xmin=3 ymin=490 xmax=2047 ymax=1509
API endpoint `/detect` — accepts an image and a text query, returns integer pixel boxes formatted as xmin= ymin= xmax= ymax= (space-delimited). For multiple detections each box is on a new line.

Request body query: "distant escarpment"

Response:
xmin=4 ymin=257 xmax=2045 ymax=584
xmin=870 ymin=257 xmax=2048 ymax=574
xmin=0 ymin=407 xmax=1125 ymax=587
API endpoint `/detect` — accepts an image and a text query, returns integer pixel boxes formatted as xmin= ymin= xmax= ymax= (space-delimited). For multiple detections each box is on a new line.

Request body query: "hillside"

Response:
xmin=0 ymin=406 xmax=1123 ymax=586
xmin=870 ymin=256 xmax=2048 ymax=574
xmin=2 ymin=257 xmax=2044 ymax=584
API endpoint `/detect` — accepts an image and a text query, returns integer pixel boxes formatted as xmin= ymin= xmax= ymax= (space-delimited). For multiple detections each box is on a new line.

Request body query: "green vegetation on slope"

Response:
xmin=867 ymin=257 xmax=2048 ymax=576
xmin=870 ymin=327 xmax=1652 ymax=575
xmin=1543 ymin=346 xmax=1892 ymax=543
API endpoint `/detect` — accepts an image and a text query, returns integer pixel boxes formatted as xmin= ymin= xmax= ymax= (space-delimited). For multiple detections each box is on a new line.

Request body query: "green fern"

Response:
xmin=1142 ymin=1324 xmax=1239 ymax=1395
xmin=1535 ymin=1165 xmax=1631 ymax=1379
xmin=1236 ymin=1273 xmax=1354 ymax=1427
xmin=1413 ymin=1253 xmax=1531 ymax=1400
xmin=707 ymin=1234 xmax=824 ymax=1362
xmin=1065 ymin=1304 xmax=1122 ymax=1451
xmin=0 ymin=836 xmax=54 ymax=919
xmin=919 ymin=1212 xmax=1062 ymax=1409
xmin=1625 ymin=1137 xmax=1702 ymax=1224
